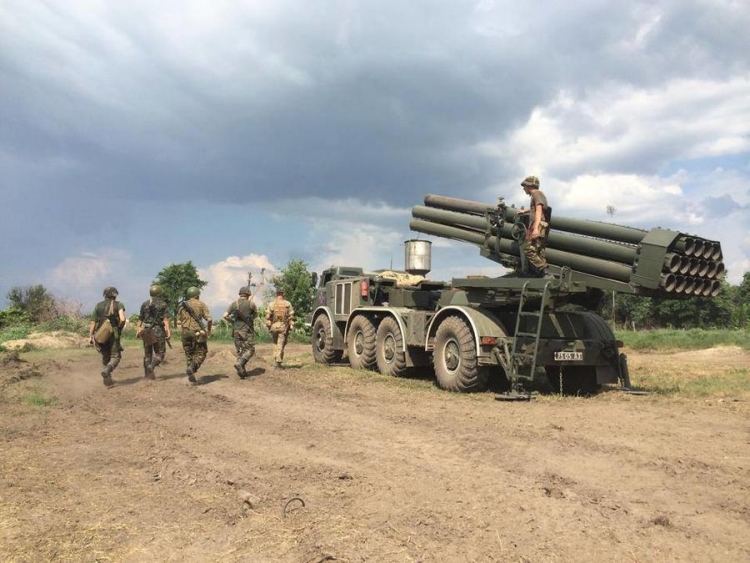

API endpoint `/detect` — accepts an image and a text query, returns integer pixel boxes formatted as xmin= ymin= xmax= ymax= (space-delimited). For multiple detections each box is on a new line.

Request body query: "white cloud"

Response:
xmin=478 ymin=76 xmax=750 ymax=182
xmin=198 ymin=253 xmax=276 ymax=311
xmin=48 ymin=249 xmax=132 ymax=297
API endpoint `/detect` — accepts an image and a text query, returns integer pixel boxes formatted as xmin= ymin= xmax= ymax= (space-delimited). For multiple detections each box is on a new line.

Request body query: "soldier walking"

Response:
xmin=265 ymin=288 xmax=295 ymax=369
xmin=517 ymin=175 xmax=553 ymax=278
xmin=222 ymin=286 xmax=258 ymax=379
xmin=88 ymin=286 xmax=126 ymax=387
xmin=136 ymin=283 xmax=171 ymax=380
xmin=177 ymin=286 xmax=212 ymax=384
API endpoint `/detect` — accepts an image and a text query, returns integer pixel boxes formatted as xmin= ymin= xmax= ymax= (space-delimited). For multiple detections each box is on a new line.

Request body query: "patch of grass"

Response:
xmin=20 ymin=390 xmax=57 ymax=407
xmin=630 ymin=367 xmax=750 ymax=398
xmin=618 ymin=329 xmax=750 ymax=351
xmin=0 ymin=325 xmax=32 ymax=344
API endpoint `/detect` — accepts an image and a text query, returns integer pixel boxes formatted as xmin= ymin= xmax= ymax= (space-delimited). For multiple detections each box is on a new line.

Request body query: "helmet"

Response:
xmin=521 ymin=175 xmax=540 ymax=189
xmin=275 ymin=288 xmax=285 ymax=295
xmin=239 ymin=286 xmax=251 ymax=296
xmin=149 ymin=285 xmax=163 ymax=297
xmin=185 ymin=286 xmax=200 ymax=299
xmin=103 ymin=286 xmax=119 ymax=298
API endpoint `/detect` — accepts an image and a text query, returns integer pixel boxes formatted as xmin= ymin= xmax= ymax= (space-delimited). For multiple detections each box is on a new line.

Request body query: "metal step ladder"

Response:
xmin=508 ymin=280 xmax=553 ymax=390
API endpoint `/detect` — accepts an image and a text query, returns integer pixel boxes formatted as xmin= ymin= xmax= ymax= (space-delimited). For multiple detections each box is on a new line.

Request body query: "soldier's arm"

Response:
xmin=88 ymin=320 xmax=96 ymax=344
xmin=118 ymin=305 xmax=127 ymax=328
xmin=531 ymin=203 xmax=543 ymax=237
xmin=203 ymin=303 xmax=213 ymax=336
xmin=221 ymin=303 xmax=233 ymax=322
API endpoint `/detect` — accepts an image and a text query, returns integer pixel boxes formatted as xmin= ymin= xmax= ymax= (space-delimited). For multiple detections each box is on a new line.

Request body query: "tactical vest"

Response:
xmin=233 ymin=299 xmax=256 ymax=328
xmin=142 ymin=298 xmax=166 ymax=328
xmin=270 ymin=300 xmax=291 ymax=323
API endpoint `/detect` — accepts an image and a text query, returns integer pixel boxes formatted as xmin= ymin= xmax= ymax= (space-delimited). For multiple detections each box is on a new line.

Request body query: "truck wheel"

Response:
xmin=434 ymin=316 xmax=489 ymax=392
xmin=547 ymin=366 xmax=600 ymax=395
xmin=347 ymin=315 xmax=377 ymax=370
xmin=312 ymin=315 xmax=342 ymax=365
xmin=376 ymin=316 xmax=408 ymax=377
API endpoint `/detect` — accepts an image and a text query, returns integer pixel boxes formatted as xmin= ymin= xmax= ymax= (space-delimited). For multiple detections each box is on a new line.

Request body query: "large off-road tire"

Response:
xmin=546 ymin=365 xmax=600 ymax=396
xmin=375 ymin=316 xmax=408 ymax=377
xmin=311 ymin=315 xmax=342 ymax=365
xmin=433 ymin=316 xmax=489 ymax=392
xmin=347 ymin=315 xmax=377 ymax=370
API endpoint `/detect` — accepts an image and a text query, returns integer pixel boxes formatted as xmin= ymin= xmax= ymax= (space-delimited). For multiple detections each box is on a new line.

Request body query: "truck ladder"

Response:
xmin=508 ymin=280 xmax=553 ymax=391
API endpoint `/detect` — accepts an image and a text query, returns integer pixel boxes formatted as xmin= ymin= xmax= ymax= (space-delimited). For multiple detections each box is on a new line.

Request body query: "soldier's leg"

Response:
xmin=100 ymin=341 xmax=113 ymax=385
xmin=143 ymin=339 xmax=154 ymax=378
xmin=182 ymin=330 xmax=197 ymax=381
xmin=271 ymin=331 xmax=282 ymax=365
xmin=524 ymin=239 xmax=546 ymax=275
xmin=192 ymin=333 xmax=208 ymax=373
xmin=278 ymin=331 xmax=288 ymax=361
xmin=151 ymin=335 xmax=166 ymax=369
xmin=233 ymin=333 xmax=247 ymax=378
xmin=107 ymin=337 xmax=122 ymax=372
xmin=237 ymin=334 xmax=256 ymax=377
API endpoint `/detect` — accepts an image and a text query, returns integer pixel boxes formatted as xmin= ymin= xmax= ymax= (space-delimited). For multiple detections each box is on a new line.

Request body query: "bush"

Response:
xmin=0 ymin=325 xmax=32 ymax=345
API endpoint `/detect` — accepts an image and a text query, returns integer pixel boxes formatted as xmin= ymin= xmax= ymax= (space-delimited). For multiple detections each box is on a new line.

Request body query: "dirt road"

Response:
xmin=1 ymin=342 xmax=749 ymax=562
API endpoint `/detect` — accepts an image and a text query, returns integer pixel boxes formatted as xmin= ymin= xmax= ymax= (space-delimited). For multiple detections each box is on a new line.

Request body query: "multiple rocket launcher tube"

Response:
xmin=410 ymin=195 xmax=723 ymax=297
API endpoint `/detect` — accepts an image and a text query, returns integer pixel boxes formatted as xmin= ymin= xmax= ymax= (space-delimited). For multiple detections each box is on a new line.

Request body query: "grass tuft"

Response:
xmin=20 ymin=391 xmax=57 ymax=407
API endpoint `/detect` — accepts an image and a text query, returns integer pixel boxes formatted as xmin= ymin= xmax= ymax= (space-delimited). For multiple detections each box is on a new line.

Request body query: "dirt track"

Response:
xmin=1 ymin=342 xmax=749 ymax=562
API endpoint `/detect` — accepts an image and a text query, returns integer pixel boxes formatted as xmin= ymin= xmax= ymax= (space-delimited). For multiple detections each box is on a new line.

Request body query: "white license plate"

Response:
xmin=554 ymin=351 xmax=583 ymax=361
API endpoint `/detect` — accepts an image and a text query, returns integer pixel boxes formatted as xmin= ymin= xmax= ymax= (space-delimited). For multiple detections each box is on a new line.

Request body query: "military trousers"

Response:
xmin=233 ymin=330 xmax=256 ymax=367
xmin=181 ymin=329 xmax=208 ymax=372
xmin=271 ymin=329 xmax=288 ymax=364
xmin=523 ymin=235 xmax=548 ymax=272
xmin=97 ymin=335 xmax=123 ymax=373
xmin=142 ymin=326 xmax=167 ymax=373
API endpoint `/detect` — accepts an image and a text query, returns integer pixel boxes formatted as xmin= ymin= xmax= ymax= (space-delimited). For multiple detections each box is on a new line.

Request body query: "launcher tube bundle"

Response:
xmin=410 ymin=195 xmax=723 ymax=298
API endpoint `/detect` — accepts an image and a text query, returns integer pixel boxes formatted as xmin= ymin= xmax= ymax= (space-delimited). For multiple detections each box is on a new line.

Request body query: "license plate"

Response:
xmin=554 ymin=351 xmax=583 ymax=361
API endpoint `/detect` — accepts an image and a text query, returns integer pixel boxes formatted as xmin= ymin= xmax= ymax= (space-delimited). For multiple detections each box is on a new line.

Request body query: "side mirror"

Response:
xmin=310 ymin=272 xmax=319 ymax=287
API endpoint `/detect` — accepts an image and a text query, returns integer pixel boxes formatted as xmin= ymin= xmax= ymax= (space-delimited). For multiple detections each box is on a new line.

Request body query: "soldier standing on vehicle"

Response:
xmin=222 ymin=286 xmax=258 ymax=379
xmin=177 ymin=286 xmax=212 ymax=384
xmin=517 ymin=175 xmax=553 ymax=278
xmin=265 ymin=288 xmax=295 ymax=369
xmin=88 ymin=286 xmax=127 ymax=387
xmin=136 ymin=283 xmax=171 ymax=380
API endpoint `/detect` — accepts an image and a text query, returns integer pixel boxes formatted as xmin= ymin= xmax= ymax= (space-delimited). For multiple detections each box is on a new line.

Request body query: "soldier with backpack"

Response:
xmin=88 ymin=286 xmax=127 ymax=387
xmin=136 ymin=283 xmax=171 ymax=380
xmin=265 ymin=288 xmax=295 ymax=369
xmin=177 ymin=286 xmax=212 ymax=384
xmin=222 ymin=286 xmax=258 ymax=379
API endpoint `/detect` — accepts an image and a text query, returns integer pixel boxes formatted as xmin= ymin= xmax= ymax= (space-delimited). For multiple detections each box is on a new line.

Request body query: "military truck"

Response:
xmin=309 ymin=195 xmax=724 ymax=394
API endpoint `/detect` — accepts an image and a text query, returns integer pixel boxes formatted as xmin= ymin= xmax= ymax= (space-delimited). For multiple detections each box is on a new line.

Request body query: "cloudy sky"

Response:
xmin=1 ymin=0 xmax=749 ymax=316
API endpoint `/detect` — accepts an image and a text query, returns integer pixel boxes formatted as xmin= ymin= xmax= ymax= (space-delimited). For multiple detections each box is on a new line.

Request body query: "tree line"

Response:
xmin=0 ymin=259 xmax=317 ymax=331
xmin=2 ymin=265 xmax=749 ymax=332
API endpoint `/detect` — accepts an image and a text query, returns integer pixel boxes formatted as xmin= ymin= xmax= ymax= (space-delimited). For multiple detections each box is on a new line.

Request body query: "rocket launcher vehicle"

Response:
xmin=409 ymin=194 xmax=723 ymax=298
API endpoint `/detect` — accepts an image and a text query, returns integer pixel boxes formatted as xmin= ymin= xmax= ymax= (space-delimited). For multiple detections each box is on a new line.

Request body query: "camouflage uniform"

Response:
xmin=177 ymin=296 xmax=212 ymax=380
xmin=520 ymin=176 xmax=551 ymax=276
xmin=91 ymin=297 xmax=125 ymax=384
xmin=265 ymin=294 xmax=295 ymax=367
xmin=138 ymin=297 xmax=169 ymax=379
xmin=224 ymin=296 xmax=257 ymax=378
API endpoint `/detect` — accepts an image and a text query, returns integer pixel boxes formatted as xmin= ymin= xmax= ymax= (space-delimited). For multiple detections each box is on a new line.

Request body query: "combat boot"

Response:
xmin=101 ymin=366 xmax=114 ymax=387
xmin=234 ymin=361 xmax=247 ymax=379
xmin=186 ymin=363 xmax=197 ymax=384
xmin=144 ymin=358 xmax=155 ymax=380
